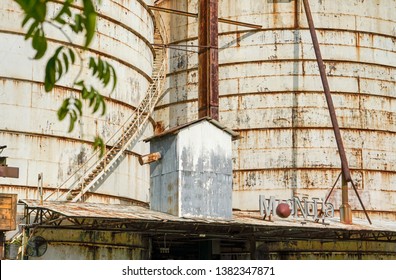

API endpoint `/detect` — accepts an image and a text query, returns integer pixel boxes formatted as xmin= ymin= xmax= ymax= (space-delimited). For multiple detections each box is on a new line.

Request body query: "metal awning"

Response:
xmin=19 ymin=199 xmax=396 ymax=242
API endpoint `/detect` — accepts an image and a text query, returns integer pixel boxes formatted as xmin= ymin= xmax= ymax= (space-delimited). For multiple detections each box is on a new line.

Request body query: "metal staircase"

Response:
xmin=45 ymin=12 xmax=168 ymax=202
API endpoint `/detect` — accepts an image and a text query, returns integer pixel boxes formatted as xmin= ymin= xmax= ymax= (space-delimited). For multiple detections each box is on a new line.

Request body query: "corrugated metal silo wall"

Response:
xmin=0 ymin=0 xmax=155 ymax=204
xmin=154 ymin=0 xmax=396 ymax=219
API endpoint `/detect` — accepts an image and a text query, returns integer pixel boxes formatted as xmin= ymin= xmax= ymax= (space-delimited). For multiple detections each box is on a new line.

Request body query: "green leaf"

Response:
xmin=93 ymin=94 xmax=101 ymax=113
xmin=89 ymin=57 xmax=97 ymax=75
xmin=32 ymin=28 xmax=47 ymax=59
xmin=54 ymin=47 xmax=64 ymax=73
xmin=62 ymin=52 xmax=69 ymax=72
xmin=14 ymin=0 xmax=31 ymax=13
xmin=32 ymin=2 xmax=47 ymax=22
xmin=54 ymin=46 xmax=64 ymax=56
xmin=84 ymin=13 xmax=96 ymax=47
xmin=82 ymin=0 xmax=97 ymax=47
xmin=55 ymin=17 xmax=66 ymax=25
xmin=53 ymin=0 xmax=72 ymax=25
xmin=88 ymin=89 xmax=96 ymax=107
xmin=71 ymin=14 xmax=83 ymax=33
xmin=45 ymin=57 xmax=56 ymax=92
xmin=68 ymin=114 xmax=76 ymax=132
xmin=97 ymin=58 xmax=104 ymax=76
xmin=67 ymin=107 xmax=79 ymax=132
xmin=110 ymin=66 xmax=117 ymax=92
xmin=25 ymin=21 xmax=39 ymax=39
xmin=57 ymin=98 xmax=70 ymax=120
xmin=55 ymin=58 xmax=63 ymax=80
xmin=68 ymin=48 xmax=75 ymax=64
xmin=75 ymin=80 xmax=85 ymax=87
xmin=100 ymin=98 xmax=106 ymax=115
xmin=21 ymin=15 xmax=30 ymax=27
xmin=103 ymin=68 xmax=110 ymax=85
xmin=81 ymin=86 xmax=89 ymax=99
xmin=75 ymin=99 xmax=83 ymax=116
xmin=93 ymin=136 xmax=105 ymax=157
xmin=57 ymin=108 xmax=68 ymax=121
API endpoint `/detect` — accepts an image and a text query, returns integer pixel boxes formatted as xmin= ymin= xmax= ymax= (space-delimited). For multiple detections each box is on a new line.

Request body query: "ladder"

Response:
xmin=46 ymin=13 xmax=168 ymax=202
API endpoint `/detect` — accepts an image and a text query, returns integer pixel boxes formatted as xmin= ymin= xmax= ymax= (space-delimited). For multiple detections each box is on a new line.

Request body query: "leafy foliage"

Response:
xmin=14 ymin=0 xmax=114 ymax=156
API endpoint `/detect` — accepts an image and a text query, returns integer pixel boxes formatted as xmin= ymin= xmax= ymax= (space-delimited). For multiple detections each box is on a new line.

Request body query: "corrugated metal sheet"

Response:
xmin=154 ymin=0 xmax=396 ymax=218
xmin=148 ymin=119 xmax=234 ymax=219
xmin=20 ymin=199 xmax=396 ymax=232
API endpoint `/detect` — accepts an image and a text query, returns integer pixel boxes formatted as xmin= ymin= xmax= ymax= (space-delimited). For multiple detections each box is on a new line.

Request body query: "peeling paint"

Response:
xmin=155 ymin=0 xmax=396 ymax=219
xmin=0 ymin=0 xmax=155 ymax=204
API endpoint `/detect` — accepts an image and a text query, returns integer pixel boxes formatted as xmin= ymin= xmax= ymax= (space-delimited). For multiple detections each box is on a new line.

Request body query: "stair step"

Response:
xmin=95 ymin=164 xmax=104 ymax=171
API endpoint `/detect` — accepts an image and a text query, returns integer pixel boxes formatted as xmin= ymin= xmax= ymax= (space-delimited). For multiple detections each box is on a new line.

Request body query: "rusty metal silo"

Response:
xmin=0 ymin=0 xmax=159 ymax=204
xmin=154 ymin=0 xmax=396 ymax=220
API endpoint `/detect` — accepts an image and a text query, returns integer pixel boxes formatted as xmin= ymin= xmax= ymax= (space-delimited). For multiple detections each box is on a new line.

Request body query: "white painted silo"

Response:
xmin=0 ymin=0 xmax=159 ymax=204
xmin=154 ymin=0 xmax=396 ymax=220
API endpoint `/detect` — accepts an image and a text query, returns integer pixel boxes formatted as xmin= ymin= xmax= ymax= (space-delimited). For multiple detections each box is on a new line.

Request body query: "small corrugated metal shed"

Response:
xmin=144 ymin=117 xmax=239 ymax=220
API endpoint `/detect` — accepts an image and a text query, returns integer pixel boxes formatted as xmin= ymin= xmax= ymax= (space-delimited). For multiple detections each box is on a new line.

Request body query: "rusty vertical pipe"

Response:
xmin=302 ymin=0 xmax=351 ymax=183
xmin=340 ymin=173 xmax=352 ymax=224
xmin=294 ymin=0 xmax=300 ymax=29
xmin=198 ymin=0 xmax=219 ymax=120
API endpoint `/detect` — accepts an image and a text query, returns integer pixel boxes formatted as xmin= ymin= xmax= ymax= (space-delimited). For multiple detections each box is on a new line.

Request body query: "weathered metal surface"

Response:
xmin=198 ymin=0 xmax=219 ymax=120
xmin=0 ymin=166 xmax=19 ymax=178
xmin=0 ymin=0 xmax=156 ymax=203
xmin=20 ymin=199 xmax=396 ymax=232
xmin=0 ymin=194 xmax=17 ymax=231
xmin=154 ymin=0 xmax=396 ymax=219
xmin=302 ymin=0 xmax=367 ymax=224
xmin=148 ymin=5 xmax=262 ymax=29
xmin=28 ymin=228 xmax=149 ymax=260
xmin=257 ymin=240 xmax=396 ymax=260
xmin=302 ymin=0 xmax=352 ymax=183
xmin=138 ymin=152 xmax=162 ymax=165
xmin=17 ymin=199 xmax=396 ymax=259
xmin=148 ymin=119 xmax=234 ymax=219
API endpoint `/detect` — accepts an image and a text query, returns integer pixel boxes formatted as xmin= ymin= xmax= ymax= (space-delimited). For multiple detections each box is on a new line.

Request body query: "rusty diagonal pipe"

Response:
xmin=302 ymin=0 xmax=351 ymax=182
xmin=302 ymin=0 xmax=371 ymax=224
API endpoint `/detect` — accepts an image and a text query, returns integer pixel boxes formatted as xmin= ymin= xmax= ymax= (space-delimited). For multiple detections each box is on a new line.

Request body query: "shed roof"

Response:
xmin=144 ymin=117 xmax=240 ymax=142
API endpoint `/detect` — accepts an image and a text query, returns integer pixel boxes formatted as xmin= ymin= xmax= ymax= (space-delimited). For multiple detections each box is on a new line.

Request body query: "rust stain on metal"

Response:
xmin=20 ymin=199 xmax=396 ymax=232
xmin=0 ymin=166 xmax=19 ymax=178
xmin=154 ymin=0 xmax=396 ymax=221
xmin=154 ymin=121 xmax=165 ymax=135
xmin=198 ymin=0 xmax=219 ymax=120
xmin=138 ymin=152 xmax=162 ymax=165
xmin=272 ymin=1 xmax=279 ymax=27
xmin=355 ymin=32 xmax=361 ymax=61
xmin=294 ymin=0 xmax=300 ymax=28
xmin=302 ymin=0 xmax=352 ymax=182
xmin=0 ymin=194 xmax=17 ymax=231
